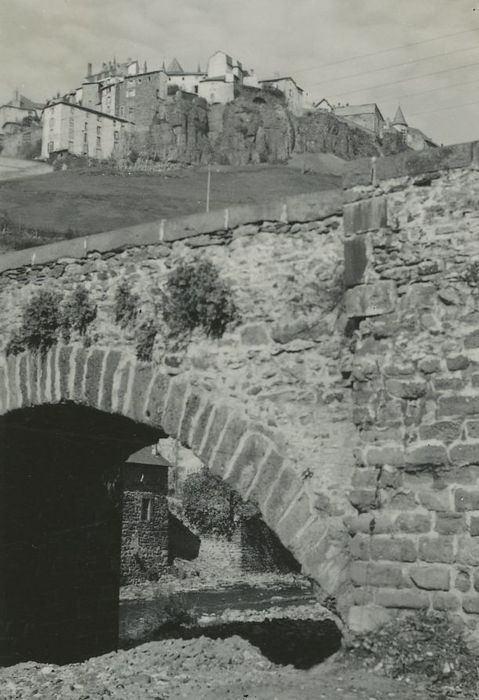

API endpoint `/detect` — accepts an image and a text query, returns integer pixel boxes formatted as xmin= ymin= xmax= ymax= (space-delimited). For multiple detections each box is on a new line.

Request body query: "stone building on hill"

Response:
xmin=115 ymin=69 xmax=168 ymax=127
xmin=166 ymin=58 xmax=206 ymax=95
xmin=333 ymin=102 xmax=385 ymax=137
xmin=41 ymin=101 xmax=132 ymax=160
xmin=0 ymin=90 xmax=43 ymax=128
xmin=259 ymin=76 xmax=304 ymax=116
xmin=389 ymin=104 xmax=437 ymax=151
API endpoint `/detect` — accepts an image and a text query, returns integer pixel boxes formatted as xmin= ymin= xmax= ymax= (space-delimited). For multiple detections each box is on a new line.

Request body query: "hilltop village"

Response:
xmin=0 ymin=50 xmax=436 ymax=166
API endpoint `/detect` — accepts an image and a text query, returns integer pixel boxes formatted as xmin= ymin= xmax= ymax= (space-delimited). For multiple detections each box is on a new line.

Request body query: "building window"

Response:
xmin=97 ymin=125 xmax=101 ymax=135
xmin=96 ymin=136 xmax=101 ymax=147
xmin=47 ymin=141 xmax=54 ymax=153
xmin=141 ymin=497 xmax=152 ymax=522
xmin=114 ymin=130 xmax=119 ymax=142
xmin=120 ymin=106 xmax=125 ymax=117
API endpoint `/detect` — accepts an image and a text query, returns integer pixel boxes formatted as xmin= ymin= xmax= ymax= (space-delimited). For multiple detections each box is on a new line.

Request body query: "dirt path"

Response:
xmin=0 ymin=157 xmax=52 ymax=181
xmin=0 ymin=637 xmax=431 ymax=699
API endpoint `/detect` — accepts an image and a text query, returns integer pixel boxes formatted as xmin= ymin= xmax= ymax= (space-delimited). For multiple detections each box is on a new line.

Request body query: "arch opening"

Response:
xmin=0 ymin=402 xmax=161 ymax=666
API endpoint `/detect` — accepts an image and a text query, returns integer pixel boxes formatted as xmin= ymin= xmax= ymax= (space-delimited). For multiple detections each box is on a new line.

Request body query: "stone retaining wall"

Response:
xmin=343 ymin=143 xmax=479 ymax=631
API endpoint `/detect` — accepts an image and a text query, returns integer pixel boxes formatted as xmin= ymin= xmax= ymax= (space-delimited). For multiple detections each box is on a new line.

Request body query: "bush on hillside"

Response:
xmin=183 ymin=467 xmax=258 ymax=539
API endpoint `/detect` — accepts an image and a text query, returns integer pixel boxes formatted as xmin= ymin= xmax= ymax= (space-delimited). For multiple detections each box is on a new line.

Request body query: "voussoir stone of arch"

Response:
xmin=0 ymin=345 xmax=351 ymax=609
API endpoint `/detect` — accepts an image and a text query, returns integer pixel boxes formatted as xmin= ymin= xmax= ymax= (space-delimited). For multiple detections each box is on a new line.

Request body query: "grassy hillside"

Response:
xmin=0 ymin=164 xmax=341 ymax=251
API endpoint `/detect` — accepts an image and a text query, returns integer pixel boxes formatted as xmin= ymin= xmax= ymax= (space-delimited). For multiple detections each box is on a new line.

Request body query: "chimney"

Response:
xmin=14 ymin=88 xmax=19 ymax=104
xmin=87 ymin=62 xmax=92 ymax=77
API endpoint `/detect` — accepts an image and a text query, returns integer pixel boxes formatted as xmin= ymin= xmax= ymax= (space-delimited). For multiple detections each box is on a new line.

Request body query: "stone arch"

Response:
xmin=0 ymin=344 xmax=349 ymax=601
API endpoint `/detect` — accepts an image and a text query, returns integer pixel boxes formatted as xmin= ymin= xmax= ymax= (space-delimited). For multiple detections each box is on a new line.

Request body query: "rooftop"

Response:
xmin=259 ymin=77 xmax=304 ymax=92
xmin=126 ymin=446 xmax=171 ymax=466
xmin=44 ymin=100 xmax=133 ymax=123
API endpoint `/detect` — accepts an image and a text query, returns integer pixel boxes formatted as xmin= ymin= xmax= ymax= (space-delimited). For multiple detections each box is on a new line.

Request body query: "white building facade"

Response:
xmin=41 ymin=102 xmax=132 ymax=160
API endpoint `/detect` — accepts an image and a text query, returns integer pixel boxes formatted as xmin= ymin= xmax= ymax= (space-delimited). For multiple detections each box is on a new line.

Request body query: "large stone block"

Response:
xmin=455 ymin=488 xmax=479 ymax=512
xmin=435 ymin=513 xmax=465 ymax=535
xmin=366 ymin=446 xmax=404 ymax=468
xmin=418 ymin=488 xmax=452 ymax=512
xmin=198 ymin=405 xmax=229 ymax=467
xmin=344 ymin=196 xmax=387 ymax=235
xmin=262 ymin=466 xmax=303 ymax=528
xmin=84 ymin=348 xmax=105 ymax=409
xmin=432 ymin=592 xmax=461 ymax=611
xmin=409 ymin=565 xmax=450 ymax=591
xmin=405 ymin=444 xmax=448 ymax=471
xmin=345 ymin=281 xmax=397 ymax=318
xmin=344 ymin=236 xmax=368 ymax=288
xmin=419 ymin=421 xmax=461 ymax=444
xmin=375 ymin=589 xmax=430 ymax=609
xmin=224 ymin=432 xmax=271 ymax=497
xmin=457 ymin=536 xmax=479 ymax=566
xmin=370 ymin=537 xmax=417 ymax=562
xmin=396 ymin=513 xmax=431 ymax=534
xmin=350 ymin=534 xmax=370 ymax=560
xmin=161 ymin=382 xmax=188 ymax=437
xmin=99 ymin=350 xmax=122 ymax=412
xmin=438 ymin=396 xmax=479 ymax=418
xmin=210 ymin=414 xmax=248 ymax=477
xmin=419 ymin=536 xmax=454 ymax=564
xmin=449 ymin=444 xmax=479 ymax=468
xmin=462 ymin=596 xmax=479 ymax=614
xmin=386 ymin=379 xmax=426 ymax=400
xmin=144 ymin=372 xmax=170 ymax=428
xmin=349 ymin=488 xmax=377 ymax=513
xmin=351 ymin=561 xmax=409 ymax=588
xmin=128 ymin=363 xmax=155 ymax=422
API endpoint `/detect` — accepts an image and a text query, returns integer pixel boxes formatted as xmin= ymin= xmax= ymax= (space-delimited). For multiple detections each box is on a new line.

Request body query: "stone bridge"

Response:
xmin=2 ymin=142 xmax=479 ymax=661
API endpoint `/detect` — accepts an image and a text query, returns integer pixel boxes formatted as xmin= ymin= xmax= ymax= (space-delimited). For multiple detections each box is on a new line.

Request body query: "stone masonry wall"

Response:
xmin=0 ymin=192 xmax=357 ymax=604
xmin=343 ymin=143 xmax=479 ymax=632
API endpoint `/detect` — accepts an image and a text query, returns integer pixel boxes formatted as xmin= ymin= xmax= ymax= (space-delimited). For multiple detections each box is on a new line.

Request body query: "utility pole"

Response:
xmin=206 ymin=164 xmax=211 ymax=213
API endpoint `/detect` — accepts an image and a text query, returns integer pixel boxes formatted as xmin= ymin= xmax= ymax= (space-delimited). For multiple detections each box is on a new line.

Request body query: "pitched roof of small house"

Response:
xmin=167 ymin=58 xmax=184 ymax=75
xmin=393 ymin=105 xmax=408 ymax=127
xmin=2 ymin=94 xmax=43 ymax=111
xmin=259 ymin=76 xmax=304 ymax=92
xmin=126 ymin=446 xmax=172 ymax=466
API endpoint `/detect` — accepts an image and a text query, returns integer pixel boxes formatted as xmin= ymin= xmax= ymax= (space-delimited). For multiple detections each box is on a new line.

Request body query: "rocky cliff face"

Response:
xmin=208 ymin=94 xmax=295 ymax=166
xmin=129 ymin=92 xmax=212 ymax=165
xmin=127 ymin=90 xmax=407 ymax=166
xmin=295 ymin=111 xmax=381 ymax=160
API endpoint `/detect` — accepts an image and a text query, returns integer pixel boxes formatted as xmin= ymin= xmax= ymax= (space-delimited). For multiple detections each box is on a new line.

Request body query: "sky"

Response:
xmin=1 ymin=0 xmax=479 ymax=145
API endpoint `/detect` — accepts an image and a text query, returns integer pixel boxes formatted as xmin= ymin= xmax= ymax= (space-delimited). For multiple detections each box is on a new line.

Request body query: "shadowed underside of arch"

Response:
xmin=0 ymin=344 xmax=349 ymax=600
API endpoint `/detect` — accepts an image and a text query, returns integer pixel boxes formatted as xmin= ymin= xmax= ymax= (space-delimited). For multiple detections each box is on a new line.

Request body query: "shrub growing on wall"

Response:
xmin=136 ymin=320 xmax=158 ymax=362
xmin=6 ymin=289 xmax=62 ymax=355
xmin=61 ymin=285 xmax=97 ymax=342
xmin=114 ymin=280 xmax=139 ymax=328
xmin=163 ymin=260 xmax=238 ymax=338
xmin=183 ymin=468 xmax=258 ymax=539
